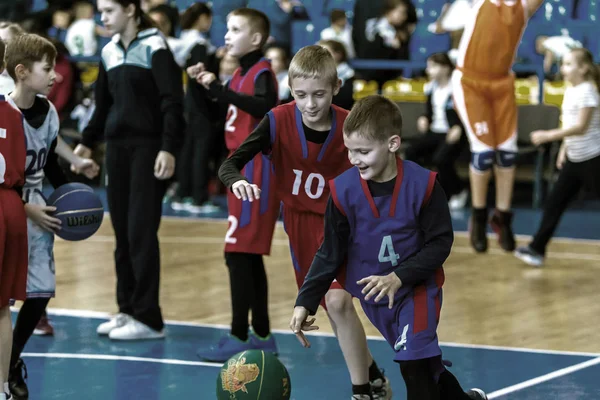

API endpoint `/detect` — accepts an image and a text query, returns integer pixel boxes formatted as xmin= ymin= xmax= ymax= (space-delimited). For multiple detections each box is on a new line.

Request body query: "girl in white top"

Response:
xmin=515 ymin=48 xmax=600 ymax=267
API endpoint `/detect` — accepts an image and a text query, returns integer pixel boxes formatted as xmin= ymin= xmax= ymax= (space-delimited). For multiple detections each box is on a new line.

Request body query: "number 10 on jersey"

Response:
xmin=292 ymin=169 xmax=325 ymax=199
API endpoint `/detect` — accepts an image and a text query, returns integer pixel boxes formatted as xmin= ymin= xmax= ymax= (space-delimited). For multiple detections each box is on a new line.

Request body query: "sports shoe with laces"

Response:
xmin=9 ymin=358 xmax=28 ymax=399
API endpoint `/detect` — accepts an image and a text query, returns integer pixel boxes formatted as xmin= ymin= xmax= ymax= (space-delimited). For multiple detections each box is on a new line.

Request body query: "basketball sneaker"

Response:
xmin=467 ymin=388 xmax=488 ymax=399
xmin=469 ymin=208 xmax=488 ymax=253
xmin=514 ymin=246 xmax=545 ymax=267
xmin=352 ymin=395 xmax=373 ymax=400
xmin=8 ymin=359 xmax=28 ymax=400
xmin=97 ymin=313 xmax=131 ymax=336
xmin=249 ymin=332 xmax=278 ymax=354
xmin=0 ymin=393 xmax=12 ymax=400
xmin=371 ymin=375 xmax=392 ymax=399
xmin=489 ymin=209 xmax=516 ymax=252
xmin=108 ymin=318 xmax=165 ymax=341
xmin=197 ymin=334 xmax=258 ymax=362
xmin=33 ymin=316 xmax=54 ymax=336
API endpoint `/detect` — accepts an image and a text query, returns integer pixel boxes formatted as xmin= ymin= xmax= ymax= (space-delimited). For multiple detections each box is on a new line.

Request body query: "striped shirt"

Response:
xmin=563 ymin=81 xmax=600 ymax=162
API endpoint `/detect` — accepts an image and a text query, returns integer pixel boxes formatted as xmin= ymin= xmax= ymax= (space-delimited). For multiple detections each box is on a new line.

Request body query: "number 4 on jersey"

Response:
xmin=379 ymin=235 xmax=400 ymax=266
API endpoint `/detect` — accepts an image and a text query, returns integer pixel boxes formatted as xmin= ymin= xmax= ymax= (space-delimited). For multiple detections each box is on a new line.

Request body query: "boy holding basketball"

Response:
xmin=219 ymin=46 xmax=391 ymax=400
xmin=0 ymin=37 xmax=28 ymax=400
xmin=4 ymin=33 xmax=98 ymax=399
xmin=290 ymin=96 xmax=488 ymax=400
xmin=189 ymin=8 xmax=281 ymax=362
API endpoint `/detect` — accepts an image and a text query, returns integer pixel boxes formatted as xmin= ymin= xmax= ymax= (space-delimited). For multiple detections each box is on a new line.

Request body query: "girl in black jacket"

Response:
xmin=74 ymin=0 xmax=184 ymax=340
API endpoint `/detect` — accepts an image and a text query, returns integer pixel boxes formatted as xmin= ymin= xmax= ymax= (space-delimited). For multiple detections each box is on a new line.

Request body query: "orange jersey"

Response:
xmin=457 ymin=0 xmax=528 ymax=78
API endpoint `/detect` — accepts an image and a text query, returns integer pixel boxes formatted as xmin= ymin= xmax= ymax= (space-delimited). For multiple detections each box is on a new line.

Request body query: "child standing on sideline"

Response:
xmin=515 ymin=48 xmax=600 ymax=267
xmin=74 ymin=0 xmax=185 ymax=341
xmin=0 ymin=36 xmax=28 ymax=400
xmin=291 ymin=95 xmax=488 ymax=400
xmin=404 ymin=53 xmax=468 ymax=209
xmin=190 ymin=8 xmax=280 ymax=362
xmin=219 ymin=45 xmax=391 ymax=400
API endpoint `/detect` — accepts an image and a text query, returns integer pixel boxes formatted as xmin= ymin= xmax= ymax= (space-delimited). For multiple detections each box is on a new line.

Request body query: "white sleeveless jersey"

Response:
xmin=6 ymin=95 xmax=59 ymax=194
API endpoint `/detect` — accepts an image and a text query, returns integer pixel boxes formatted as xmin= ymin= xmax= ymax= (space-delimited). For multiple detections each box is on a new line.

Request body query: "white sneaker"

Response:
xmin=97 ymin=313 xmax=131 ymax=336
xmin=449 ymin=190 xmax=468 ymax=210
xmin=0 ymin=392 xmax=11 ymax=400
xmin=108 ymin=318 xmax=165 ymax=341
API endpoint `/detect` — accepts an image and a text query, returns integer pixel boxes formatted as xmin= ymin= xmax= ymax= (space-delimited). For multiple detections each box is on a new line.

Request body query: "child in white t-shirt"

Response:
xmin=515 ymin=48 xmax=600 ymax=267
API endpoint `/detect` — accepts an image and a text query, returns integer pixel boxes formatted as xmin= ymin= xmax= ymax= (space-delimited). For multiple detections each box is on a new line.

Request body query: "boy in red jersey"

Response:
xmin=219 ymin=45 xmax=391 ymax=400
xmin=190 ymin=8 xmax=280 ymax=362
xmin=0 ymin=37 xmax=28 ymax=400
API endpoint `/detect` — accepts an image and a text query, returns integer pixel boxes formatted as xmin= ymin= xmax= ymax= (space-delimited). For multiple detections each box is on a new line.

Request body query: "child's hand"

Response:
xmin=446 ymin=125 xmax=462 ymax=144
xmin=556 ymin=144 xmax=566 ymax=170
xmin=357 ymin=272 xmax=403 ymax=309
xmin=417 ymin=116 xmax=429 ymax=134
xmin=290 ymin=306 xmax=318 ymax=348
xmin=154 ymin=151 xmax=176 ymax=180
xmin=72 ymin=157 xmax=100 ymax=179
xmin=530 ymin=130 xmax=552 ymax=146
xmin=25 ymin=204 xmax=61 ymax=233
xmin=197 ymin=71 xmax=217 ymax=89
xmin=186 ymin=62 xmax=205 ymax=79
xmin=231 ymin=180 xmax=260 ymax=202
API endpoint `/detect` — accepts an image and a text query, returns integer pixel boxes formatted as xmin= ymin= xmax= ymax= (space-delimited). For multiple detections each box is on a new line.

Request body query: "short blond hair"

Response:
xmin=5 ymin=33 xmax=56 ymax=81
xmin=343 ymin=95 xmax=403 ymax=142
xmin=288 ymin=45 xmax=338 ymax=88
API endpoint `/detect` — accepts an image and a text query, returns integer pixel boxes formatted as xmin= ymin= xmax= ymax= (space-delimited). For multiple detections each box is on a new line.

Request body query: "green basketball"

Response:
xmin=216 ymin=350 xmax=291 ymax=400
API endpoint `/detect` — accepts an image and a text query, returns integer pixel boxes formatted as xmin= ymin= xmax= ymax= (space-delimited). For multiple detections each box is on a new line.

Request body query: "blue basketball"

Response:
xmin=46 ymin=183 xmax=104 ymax=241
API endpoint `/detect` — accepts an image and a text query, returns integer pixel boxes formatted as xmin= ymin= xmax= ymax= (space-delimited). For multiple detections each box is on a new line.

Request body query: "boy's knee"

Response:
xmin=324 ymin=289 xmax=354 ymax=316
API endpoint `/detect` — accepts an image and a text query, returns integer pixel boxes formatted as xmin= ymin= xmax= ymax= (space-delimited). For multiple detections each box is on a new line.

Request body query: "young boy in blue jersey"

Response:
xmin=291 ymin=95 xmax=488 ymax=400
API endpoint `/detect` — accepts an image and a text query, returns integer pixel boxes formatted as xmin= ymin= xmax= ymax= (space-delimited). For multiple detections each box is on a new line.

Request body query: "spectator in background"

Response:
xmin=265 ymin=45 xmax=290 ymax=101
xmin=171 ymin=3 xmax=221 ymax=214
xmin=65 ymin=0 xmax=111 ymax=57
xmin=168 ymin=2 xmax=215 ymax=69
xmin=361 ymin=0 xmax=416 ymax=84
xmin=0 ymin=23 xmax=24 ymax=95
xmin=352 ymin=0 xmax=416 ymax=59
xmin=47 ymin=4 xmax=72 ymax=42
xmin=47 ymin=39 xmax=78 ymax=121
xmin=248 ymin=0 xmax=296 ymax=54
xmin=404 ymin=53 xmax=468 ymax=210
xmin=142 ymin=0 xmax=179 ymax=36
xmin=319 ymin=39 xmax=355 ymax=110
xmin=536 ymin=31 xmax=583 ymax=78
xmin=320 ymin=9 xmax=355 ymax=59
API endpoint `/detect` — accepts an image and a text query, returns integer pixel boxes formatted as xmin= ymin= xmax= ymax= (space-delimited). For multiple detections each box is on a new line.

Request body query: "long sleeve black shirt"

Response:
xmin=218 ymin=115 xmax=330 ymax=189
xmin=207 ymin=50 xmax=278 ymax=120
xmin=295 ymin=179 xmax=454 ymax=315
xmin=81 ymin=28 xmax=185 ymax=155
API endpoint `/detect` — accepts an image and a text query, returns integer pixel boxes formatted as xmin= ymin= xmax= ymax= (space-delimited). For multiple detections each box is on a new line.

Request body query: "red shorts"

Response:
xmin=283 ymin=206 xmax=343 ymax=309
xmin=224 ymin=154 xmax=280 ymax=255
xmin=0 ymin=188 xmax=28 ymax=307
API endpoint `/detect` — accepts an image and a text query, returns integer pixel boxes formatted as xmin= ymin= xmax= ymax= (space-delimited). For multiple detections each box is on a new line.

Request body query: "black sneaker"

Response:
xmin=9 ymin=358 xmax=28 ymax=399
xmin=469 ymin=212 xmax=488 ymax=253
xmin=489 ymin=209 xmax=516 ymax=251
xmin=467 ymin=388 xmax=488 ymax=399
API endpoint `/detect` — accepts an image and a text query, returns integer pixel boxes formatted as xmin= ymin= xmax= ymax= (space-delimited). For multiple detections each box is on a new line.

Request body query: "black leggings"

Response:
xmin=225 ymin=252 xmax=270 ymax=340
xmin=399 ymin=357 xmax=472 ymax=400
xmin=404 ymin=131 xmax=467 ymax=198
xmin=11 ymin=298 xmax=50 ymax=368
xmin=530 ymin=154 xmax=600 ymax=255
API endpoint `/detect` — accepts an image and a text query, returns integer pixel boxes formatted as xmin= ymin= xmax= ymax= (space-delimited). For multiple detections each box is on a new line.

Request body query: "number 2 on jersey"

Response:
xmin=225 ymin=215 xmax=238 ymax=244
xmin=379 ymin=235 xmax=400 ymax=266
xmin=292 ymin=169 xmax=325 ymax=199
xmin=225 ymin=105 xmax=238 ymax=132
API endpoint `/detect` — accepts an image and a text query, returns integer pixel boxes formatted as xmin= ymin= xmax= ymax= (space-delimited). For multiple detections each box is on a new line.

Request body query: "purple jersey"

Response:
xmin=330 ymin=158 xmax=445 ymax=362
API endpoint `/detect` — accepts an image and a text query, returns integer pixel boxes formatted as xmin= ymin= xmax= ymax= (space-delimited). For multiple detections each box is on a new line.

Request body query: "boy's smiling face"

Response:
xmin=290 ymin=76 xmax=340 ymax=130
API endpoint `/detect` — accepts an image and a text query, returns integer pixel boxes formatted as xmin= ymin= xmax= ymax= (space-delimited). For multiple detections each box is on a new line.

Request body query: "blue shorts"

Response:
xmin=361 ymin=277 xmax=443 ymax=362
